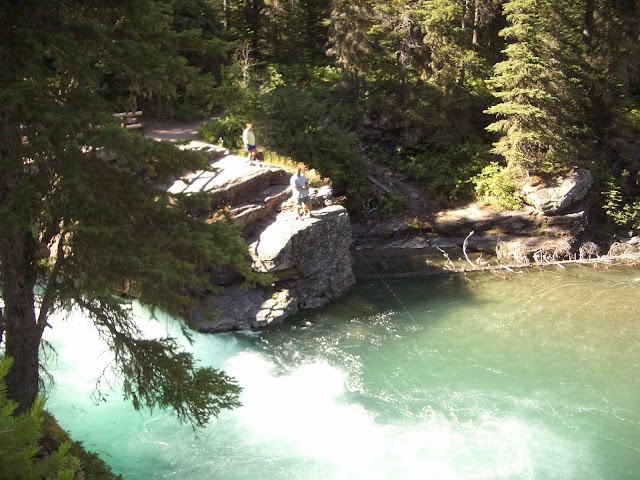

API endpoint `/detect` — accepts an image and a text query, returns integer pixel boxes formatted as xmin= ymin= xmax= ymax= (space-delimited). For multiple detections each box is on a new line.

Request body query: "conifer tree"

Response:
xmin=221 ymin=0 xmax=265 ymax=52
xmin=485 ymin=0 xmax=590 ymax=174
xmin=261 ymin=0 xmax=330 ymax=66
xmin=582 ymin=1 xmax=640 ymax=156
xmin=418 ymin=0 xmax=479 ymax=91
xmin=96 ymin=0 xmax=231 ymax=119
xmin=327 ymin=0 xmax=377 ymax=95
xmin=0 ymin=0 xmax=261 ymax=425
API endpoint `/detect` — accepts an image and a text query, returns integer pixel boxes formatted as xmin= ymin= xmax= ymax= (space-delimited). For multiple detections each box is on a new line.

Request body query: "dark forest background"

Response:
xmin=100 ymin=0 xmax=640 ymax=230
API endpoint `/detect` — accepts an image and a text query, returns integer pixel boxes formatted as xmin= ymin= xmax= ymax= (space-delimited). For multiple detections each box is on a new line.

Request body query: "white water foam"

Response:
xmin=43 ymin=306 xmax=594 ymax=480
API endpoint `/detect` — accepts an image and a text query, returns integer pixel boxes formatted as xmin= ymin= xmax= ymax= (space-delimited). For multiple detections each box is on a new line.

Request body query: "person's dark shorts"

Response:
xmin=296 ymin=195 xmax=310 ymax=206
xmin=245 ymin=145 xmax=256 ymax=152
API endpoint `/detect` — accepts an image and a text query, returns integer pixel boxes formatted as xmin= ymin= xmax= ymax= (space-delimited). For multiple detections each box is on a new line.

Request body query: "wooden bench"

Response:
xmin=113 ymin=111 xmax=143 ymax=129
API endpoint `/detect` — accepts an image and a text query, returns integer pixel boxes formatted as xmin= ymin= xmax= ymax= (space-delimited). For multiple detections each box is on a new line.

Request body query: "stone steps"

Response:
xmin=230 ymin=184 xmax=292 ymax=237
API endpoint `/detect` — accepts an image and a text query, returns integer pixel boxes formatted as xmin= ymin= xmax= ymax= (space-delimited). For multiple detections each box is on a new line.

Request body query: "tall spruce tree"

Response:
xmin=0 ymin=0 xmax=262 ymax=425
xmin=485 ymin=0 xmax=590 ymax=174
xmin=96 ymin=0 xmax=231 ymax=119
xmin=327 ymin=0 xmax=377 ymax=95
xmin=261 ymin=0 xmax=331 ymax=66
xmin=418 ymin=0 xmax=479 ymax=91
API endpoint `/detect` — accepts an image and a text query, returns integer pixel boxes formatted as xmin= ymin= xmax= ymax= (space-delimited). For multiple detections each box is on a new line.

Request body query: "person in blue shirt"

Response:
xmin=290 ymin=167 xmax=312 ymax=219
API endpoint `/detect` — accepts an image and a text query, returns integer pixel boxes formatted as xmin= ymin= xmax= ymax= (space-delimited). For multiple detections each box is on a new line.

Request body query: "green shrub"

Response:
xmin=378 ymin=192 xmax=408 ymax=217
xmin=257 ymin=85 xmax=369 ymax=208
xmin=199 ymin=116 xmax=245 ymax=151
xmin=628 ymin=107 xmax=640 ymax=133
xmin=602 ymin=176 xmax=640 ymax=231
xmin=471 ymin=162 xmax=524 ymax=210
xmin=624 ymin=94 xmax=640 ymax=133
xmin=398 ymin=143 xmax=493 ymax=205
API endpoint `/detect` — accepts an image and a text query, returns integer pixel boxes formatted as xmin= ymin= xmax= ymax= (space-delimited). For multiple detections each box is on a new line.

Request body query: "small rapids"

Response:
xmin=45 ymin=265 xmax=640 ymax=479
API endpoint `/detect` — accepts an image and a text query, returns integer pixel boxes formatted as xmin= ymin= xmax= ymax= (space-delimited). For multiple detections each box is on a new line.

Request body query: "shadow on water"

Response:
xmin=242 ymin=263 xmax=533 ymax=361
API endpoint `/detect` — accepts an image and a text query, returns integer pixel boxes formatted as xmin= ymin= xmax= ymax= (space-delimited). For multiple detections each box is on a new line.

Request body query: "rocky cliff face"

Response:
xmin=169 ymin=142 xmax=355 ymax=332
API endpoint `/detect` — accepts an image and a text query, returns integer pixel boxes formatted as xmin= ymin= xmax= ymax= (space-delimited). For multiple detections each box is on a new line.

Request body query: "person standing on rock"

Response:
xmin=290 ymin=166 xmax=312 ymax=219
xmin=242 ymin=123 xmax=257 ymax=163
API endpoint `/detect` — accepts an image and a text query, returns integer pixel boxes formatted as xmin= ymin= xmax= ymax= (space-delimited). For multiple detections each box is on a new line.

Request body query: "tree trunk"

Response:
xmin=244 ymin=0 xmax=262 ymax=50
xmin=2 ymin=229 xmax=42 ymax=414
xmin=583 ymin=0 xmax=594 ymax=52
xmin=462 ymin=0 xmax=470 ymax=31
xmin=223 ymin=0 xmax=230 ymax=31
xmin=0 ymin=306 xmax=4 ymax=347
xmin=472 ymin=1 xmax=480 ymax=45
xmin=460 ymin=0 xmax=471 ymax=85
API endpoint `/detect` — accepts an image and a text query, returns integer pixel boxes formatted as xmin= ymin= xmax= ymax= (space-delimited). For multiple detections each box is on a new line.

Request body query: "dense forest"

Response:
xmin=1 ymin=0 xmax=639 ymax=477
xmin=128 ymin=0 xmax=639 ymax=221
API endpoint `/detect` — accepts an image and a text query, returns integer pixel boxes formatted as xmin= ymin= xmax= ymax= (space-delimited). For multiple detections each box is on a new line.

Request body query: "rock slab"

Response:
xmin=173 ymin=148 xmax=355 ymax=332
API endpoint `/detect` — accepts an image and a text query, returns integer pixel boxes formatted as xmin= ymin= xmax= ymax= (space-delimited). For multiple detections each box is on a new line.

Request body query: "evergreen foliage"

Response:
xmin=326 ymin=0 xmax=377 ymax=95
xmin=94 ymin=0 xmax=231 ymax=120
xmin=257 ymin=85 xmax=369 ymax=206
xmin=200 ymin=57 xmax=369 ymax=207
xmin=484 ymin=0 xmax=590 ymax=174
xmin=0 ymin=0 xmax=262 ymax=426
xmin=0 ymin=358 xmax=74 ymax=480
xmin=215 ymin=0 xmax=639 ymax=214
xmin=602 ymin=170 xmax=640 ymax=232
xmin=262 ymin=0 xmax=331 ymax=66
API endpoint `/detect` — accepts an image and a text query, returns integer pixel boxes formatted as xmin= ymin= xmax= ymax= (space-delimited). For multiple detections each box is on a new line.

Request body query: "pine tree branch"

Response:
xmin=73 ymin=296 xmax=241 ymax=429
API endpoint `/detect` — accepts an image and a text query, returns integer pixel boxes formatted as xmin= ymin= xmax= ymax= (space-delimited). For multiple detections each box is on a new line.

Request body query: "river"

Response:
xmin=44 ymin=264 xmax=640 ymax=479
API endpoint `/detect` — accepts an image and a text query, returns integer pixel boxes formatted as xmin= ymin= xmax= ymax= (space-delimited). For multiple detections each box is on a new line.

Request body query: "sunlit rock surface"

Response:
xmin=169 ymin=146 xmax=354 ymax=332
xmin=352 ymin=200 xmax=590 ymax=270
xmin=522 ymin=168 xmax=593 ymax=215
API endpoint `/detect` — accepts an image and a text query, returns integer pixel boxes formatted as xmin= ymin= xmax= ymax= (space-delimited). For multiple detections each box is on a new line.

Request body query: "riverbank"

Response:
xmin=350 ymin=197 xmax=596 ymax=280
xmin=143 ymin=116 xmax=625 ymax=283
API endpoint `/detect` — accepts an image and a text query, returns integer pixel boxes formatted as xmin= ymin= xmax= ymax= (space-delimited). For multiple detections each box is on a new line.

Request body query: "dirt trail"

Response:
xmin=143 ymin=116 xmax=220 ymax=141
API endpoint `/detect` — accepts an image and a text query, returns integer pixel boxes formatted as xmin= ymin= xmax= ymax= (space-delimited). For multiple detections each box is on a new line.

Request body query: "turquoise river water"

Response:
xmin=44 ymin=265 xmax=640 ymax=479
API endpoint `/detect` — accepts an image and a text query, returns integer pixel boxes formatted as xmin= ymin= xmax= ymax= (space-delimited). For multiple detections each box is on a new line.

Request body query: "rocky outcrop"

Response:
xmin=168 ymin=142 xmax=355 ymax=332
xmin=522 ymin=168 xmax=593 ymax=215
xmin=352 ymin=200 xmax=591 ymax=273
xmin=193 ymin=206 xmax=355 ymax=332
xmin=250 ymin=205 xmax=354 ymax=304
xmin=351 ymin=165 xmax=594 ymax=265
xmin=433 ymin=203 xmax=588 ymax=239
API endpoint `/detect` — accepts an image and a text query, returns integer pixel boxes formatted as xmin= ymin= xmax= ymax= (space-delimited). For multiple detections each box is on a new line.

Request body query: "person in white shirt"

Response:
xmin=242 ymin=123 xmax=257 ymax=162
xmin=290 ymin=167 xmax=312 ymax=219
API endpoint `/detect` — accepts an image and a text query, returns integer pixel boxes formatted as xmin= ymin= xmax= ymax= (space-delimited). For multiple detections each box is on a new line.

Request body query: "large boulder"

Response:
xmin=522 ymin=168 xmax=593 ymax=215
xmin=168 ymin=154 xmax=290 ymax=209
xmin=249 ymin=205 xmax=355 ymax=300
xmin=192 ymin=206 xmax=355 ymax=332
